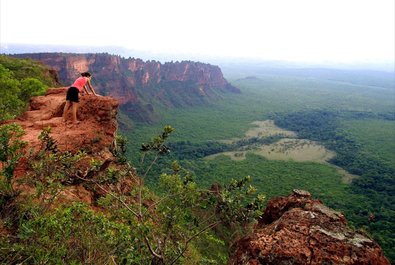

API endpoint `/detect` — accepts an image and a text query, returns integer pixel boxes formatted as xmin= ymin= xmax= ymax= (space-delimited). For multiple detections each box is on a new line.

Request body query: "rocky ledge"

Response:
xmin=7 ymin=88 xmax=123 ymax=204
xmin=230 ymin=190 xmax=390 ymax=265
xmin=14 ymin=87 xmax=118 ymax=154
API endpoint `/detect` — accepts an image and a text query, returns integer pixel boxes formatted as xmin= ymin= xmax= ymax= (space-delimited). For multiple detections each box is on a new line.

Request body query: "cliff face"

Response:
xmin=230 ymin=190 xmax=390 ymax=265
xmin=13 ymin=53 xmax=240 ymax=122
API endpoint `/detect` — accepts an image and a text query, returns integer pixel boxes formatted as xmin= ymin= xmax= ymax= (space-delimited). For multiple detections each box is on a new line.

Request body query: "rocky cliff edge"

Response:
xmin=15 ymin=88 xmax=118 ymax=153
xmin=230 ymin=190 xmax=390 ymax=265
xmin=7 ymin=88 xmax=127 ymax=204
xmin=13 ymin=53 xmax=240 ymax=123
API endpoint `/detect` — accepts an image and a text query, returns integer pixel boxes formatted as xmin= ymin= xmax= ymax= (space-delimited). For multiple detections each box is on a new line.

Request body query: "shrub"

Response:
xmin=0 ymin=123 xmax=27 ymax=190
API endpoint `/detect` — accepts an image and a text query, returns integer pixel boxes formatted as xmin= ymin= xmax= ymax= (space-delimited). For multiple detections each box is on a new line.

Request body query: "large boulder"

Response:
xmin=230 ymin=190 xmax=390 ymax=265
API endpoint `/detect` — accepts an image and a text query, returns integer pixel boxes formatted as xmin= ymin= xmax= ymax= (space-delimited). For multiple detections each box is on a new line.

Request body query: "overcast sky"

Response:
xmin=1 ymin=0 xmax=394 ymax=63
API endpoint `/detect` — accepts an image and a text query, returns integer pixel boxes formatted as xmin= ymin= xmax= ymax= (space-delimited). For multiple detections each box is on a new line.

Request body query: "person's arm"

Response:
xmin=87 ymin=79 xmax=99 ymax=96
xmin=83 ymin=85 xmax=91 ymax=94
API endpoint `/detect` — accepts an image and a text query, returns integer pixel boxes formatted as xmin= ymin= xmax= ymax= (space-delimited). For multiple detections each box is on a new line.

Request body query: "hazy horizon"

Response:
xmin=1 ymin=0 xmax=394 ymax=67
xmin=1 ymin=42 xmax=394 ymax=72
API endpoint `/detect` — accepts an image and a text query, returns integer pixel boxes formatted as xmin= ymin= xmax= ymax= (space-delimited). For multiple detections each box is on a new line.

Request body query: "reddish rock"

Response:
xmin=13 ymin=53 xmax=240 ymax=122
xmin=15 ymin=87 xmax=118 ymax=154
xmin=7 ymin=88 xmax=127 ymax=204
xmin=230 ymin=190 xmax=390 ymax=265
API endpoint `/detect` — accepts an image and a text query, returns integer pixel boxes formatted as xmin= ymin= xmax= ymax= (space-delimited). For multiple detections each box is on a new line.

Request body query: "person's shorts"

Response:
xmin=66 ymin=87 xmax=80 ymax=103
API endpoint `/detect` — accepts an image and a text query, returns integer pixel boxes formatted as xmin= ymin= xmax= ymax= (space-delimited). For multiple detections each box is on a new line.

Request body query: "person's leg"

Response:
xmin=71 ymin=102 xmax=79 ymax=124
xmin=62 ymin=101 xmax=71 ymax=122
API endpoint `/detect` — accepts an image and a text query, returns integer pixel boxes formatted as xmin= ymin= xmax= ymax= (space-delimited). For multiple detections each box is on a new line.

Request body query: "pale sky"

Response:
xmin=1 ymin=0 xmax=394 ymax=63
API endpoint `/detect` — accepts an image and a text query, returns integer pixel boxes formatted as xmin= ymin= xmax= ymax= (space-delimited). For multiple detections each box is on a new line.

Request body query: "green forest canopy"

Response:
xmin=0 ymin=55 xmax=58 ymax=121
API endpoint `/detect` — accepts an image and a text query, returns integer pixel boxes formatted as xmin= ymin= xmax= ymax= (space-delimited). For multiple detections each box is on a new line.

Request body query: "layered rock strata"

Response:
xmin=230 ymin=190 xmax=390 ymax=265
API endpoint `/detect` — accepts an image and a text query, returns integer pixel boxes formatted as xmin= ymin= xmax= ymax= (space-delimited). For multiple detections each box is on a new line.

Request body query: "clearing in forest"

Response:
xmin=206 ymin=120 xmax=334 ymax=163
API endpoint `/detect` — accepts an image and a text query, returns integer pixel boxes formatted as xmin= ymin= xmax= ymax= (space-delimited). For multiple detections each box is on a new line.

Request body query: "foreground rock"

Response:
xmin=8 ymin=88 xmax=121 ymax=203
xmin=230 ymin=190 xmax=390 ymax=265
xmin=15 ymin=87 xmax=118 ymax=154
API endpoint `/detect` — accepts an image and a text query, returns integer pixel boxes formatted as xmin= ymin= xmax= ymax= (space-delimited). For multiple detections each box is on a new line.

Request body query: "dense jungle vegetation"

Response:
xmin=123 ymin=66 xmax=395 ymax=261
xmin=0 ymin=55 xmax=58 ymax=121
xmin=271 ymin=110 xmax=395 ymax=259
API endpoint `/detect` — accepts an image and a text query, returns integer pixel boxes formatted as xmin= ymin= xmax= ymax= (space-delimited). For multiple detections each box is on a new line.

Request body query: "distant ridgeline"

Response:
xmin=13 ymin=53 xmax=240 ymax=123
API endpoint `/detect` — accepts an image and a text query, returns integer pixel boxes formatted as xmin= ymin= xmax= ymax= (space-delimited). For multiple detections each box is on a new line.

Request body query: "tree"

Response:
xmin=0 ymin=55 xmax=55 ymax=121
xmin=97 ymin=126 xmax=265 ymax=264
xmin=20 ymin=78 xmax=47 ymax=102
xmin=0 ymin=65 xmax=23 ymax=121
xmin=0 ymin=123 xmax=27 ymax=193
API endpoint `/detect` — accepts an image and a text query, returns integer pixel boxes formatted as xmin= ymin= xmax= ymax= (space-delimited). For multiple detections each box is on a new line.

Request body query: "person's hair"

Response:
xmin=81 ymin=72 xmax=92 ymax=77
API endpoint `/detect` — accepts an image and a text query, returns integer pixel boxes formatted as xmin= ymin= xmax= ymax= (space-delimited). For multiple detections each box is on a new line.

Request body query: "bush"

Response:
xmin=1 ymin=203 xmax=134 ymax=264
xmin=0 ymin=123 xmax=27 ymax=190
xmin=0 ymin=55 xmax=57 ymax=121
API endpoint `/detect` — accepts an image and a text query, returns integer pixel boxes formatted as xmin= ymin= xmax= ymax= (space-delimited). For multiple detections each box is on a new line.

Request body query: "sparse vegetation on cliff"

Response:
xmin=0 ymin=123 xmax=265 ymax=264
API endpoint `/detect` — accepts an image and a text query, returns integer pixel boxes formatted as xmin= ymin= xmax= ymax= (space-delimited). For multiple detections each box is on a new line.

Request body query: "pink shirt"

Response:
xmin=72 ymin=77 xmax=88 ymax=92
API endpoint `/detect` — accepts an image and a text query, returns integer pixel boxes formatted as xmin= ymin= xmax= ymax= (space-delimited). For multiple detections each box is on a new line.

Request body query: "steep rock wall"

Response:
xmin=13 ymin=53 xmax=240 ymax=122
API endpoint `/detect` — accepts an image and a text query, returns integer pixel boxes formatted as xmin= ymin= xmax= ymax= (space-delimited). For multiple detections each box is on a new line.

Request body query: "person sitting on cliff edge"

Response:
xmin=62 ymin=72 xmax=99 ymax=124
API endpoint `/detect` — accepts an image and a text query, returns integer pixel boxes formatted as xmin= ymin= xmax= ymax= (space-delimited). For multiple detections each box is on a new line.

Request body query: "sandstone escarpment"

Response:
xmin=13 ymin=53 xmax=240 ymax=122
xmin=230 ymin=190 xmax=390 ymax=265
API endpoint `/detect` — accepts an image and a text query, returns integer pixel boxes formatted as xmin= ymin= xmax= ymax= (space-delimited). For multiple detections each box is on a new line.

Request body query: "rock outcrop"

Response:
xmin=8 ymin=88 xmax=122 ymax=204
xmin=13 ymin=53 xmax=240 ymax=122
xmin=230 ymin=190 xmax=390 ymax=265
xmin=14 ymin=88 xmax=118 ymax=154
